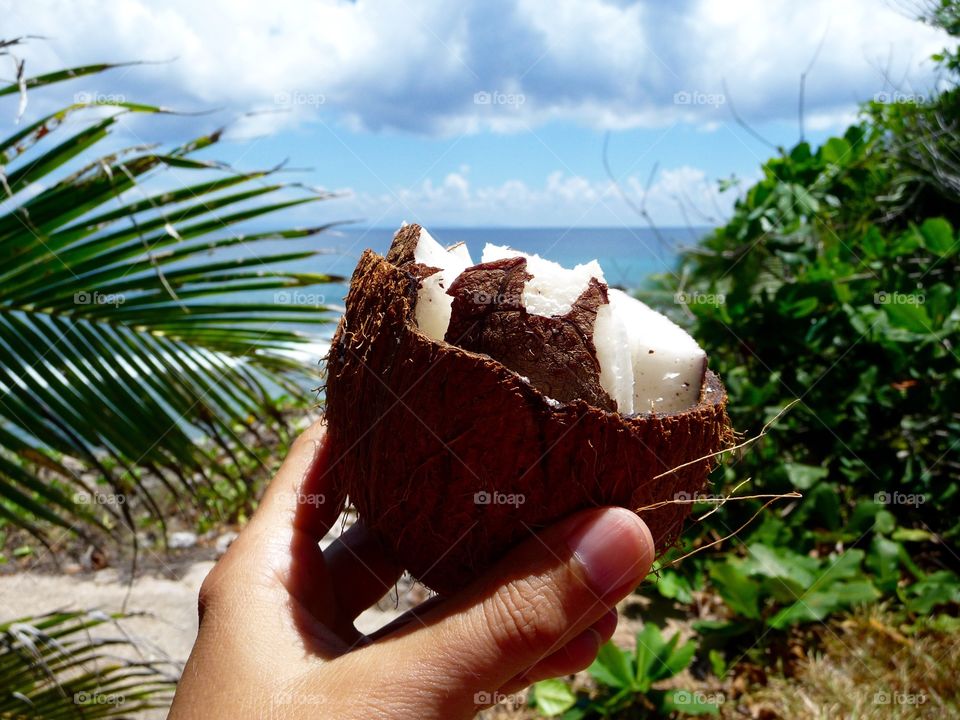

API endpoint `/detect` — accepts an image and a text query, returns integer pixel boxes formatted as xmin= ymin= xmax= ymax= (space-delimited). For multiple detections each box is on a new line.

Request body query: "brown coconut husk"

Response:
xmin=324 ymin=225 xmax=732 ymax=596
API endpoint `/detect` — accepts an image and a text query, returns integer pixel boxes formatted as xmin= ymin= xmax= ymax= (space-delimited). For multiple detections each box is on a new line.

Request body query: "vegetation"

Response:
xmin=0 ymin=40 xmax=342 ymax=546
xmin=531 ymin=625 xmax=719 ymax=718
xmin=3 ymin=2 xmax=960 ymax=716
xmin=664 ymin=0 xmax=959 ymax=631
xmin=0 ymin=611 xmax=176 ymax=718
xmin=532 ymin=2 xmax=959 ymax=717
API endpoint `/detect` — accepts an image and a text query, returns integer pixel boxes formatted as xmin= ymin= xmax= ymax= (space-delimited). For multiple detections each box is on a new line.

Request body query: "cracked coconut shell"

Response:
xmin=324 ymin=225 xmax=732 ymax=596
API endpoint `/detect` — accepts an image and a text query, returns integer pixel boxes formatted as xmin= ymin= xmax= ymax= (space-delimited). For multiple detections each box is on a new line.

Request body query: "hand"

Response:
xmin=169 ymin=421 xmax=655 ymax=719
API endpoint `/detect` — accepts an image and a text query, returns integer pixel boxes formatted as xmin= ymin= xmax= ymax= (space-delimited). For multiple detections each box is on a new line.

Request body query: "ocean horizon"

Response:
xmin=312 ymin=225 xmax=710 ymax=298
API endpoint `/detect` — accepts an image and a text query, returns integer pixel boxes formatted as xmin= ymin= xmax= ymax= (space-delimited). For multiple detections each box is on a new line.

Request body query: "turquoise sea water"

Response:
xmin=313 ymin=226 xmax=706 ymax=303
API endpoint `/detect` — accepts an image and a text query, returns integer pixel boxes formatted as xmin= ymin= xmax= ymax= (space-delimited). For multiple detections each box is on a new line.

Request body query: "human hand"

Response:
xmin=169 ymin=421 xmax=655 ymax=719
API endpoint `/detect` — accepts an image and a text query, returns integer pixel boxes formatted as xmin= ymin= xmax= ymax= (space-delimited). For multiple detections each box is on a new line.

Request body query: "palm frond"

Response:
xmin=0 ymin=610 xmax=177 ymax=719
xmin=0 ymin=56 xmax=345 ymax=538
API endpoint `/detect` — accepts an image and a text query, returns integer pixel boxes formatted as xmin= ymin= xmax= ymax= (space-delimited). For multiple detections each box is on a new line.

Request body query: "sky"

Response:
xmin=1 ymin=0 xmax=952 ymax=228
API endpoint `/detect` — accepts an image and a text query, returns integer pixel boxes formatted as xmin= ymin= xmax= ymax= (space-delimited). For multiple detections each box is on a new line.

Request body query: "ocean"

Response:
xmin=312 ymin=225 xmax=706 ymax=305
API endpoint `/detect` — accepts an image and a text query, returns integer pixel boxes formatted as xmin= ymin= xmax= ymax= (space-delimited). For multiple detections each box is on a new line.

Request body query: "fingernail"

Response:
xmin=566 ymin=508 xmax=654 ymax=597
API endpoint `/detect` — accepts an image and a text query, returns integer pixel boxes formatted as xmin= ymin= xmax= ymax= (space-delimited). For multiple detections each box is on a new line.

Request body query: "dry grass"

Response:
xmin=730 ymin=608 xmax=960 ymax=720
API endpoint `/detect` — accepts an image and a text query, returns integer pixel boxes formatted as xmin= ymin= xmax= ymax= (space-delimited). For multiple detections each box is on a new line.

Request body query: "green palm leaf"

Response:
xmin=0 ymin=610 xmax=177 ymax=718
xmin=0 ymin=57 xmax=345 ymax=539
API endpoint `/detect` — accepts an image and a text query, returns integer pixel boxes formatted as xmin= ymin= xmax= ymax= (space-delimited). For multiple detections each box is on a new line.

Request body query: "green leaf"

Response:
xmin=891 ymin=528 xmax=934 ymax=543
xmin=663 ymin=638 xmax=698 ymax=677
xmin=792 ymin=185 xmax=821 ymax=214
xmin=820 ymin=137 xmax=852 ymax=165
xmin=868 ymin=536 xmax=902 ymax=592
xmin=784 ymin=462 xmax=829 ymax=489
xmin=874 ymin=509 xmax=897 ymax=535
xmin=661 ymin=689 xmax=721 ymax=716
xmin=655 ymin=569 xmax=694 ymax=603
xmin=903 ymin=571 xmax=960 ymax=614
xmin=709 ymin=561 xmax=761 ymax=619
xmin=744 ymin=544 xmax=817 ymax=588
xmin=692 ymin=619 xmax=754 ymax=639
xmin=0 ymin=611 xmax=175 ymax=717
xmin=820 ymin=549 xmax=868 ymax=584
xmin=531 ymin=679 xmax=577 ymax=717
xmin=769 ymin=581 xmax=879 ymax=628
xmin=882 ymin=302 xmax=933 ymax=334
xmin=0 ymin=63 xmax=343 ymax=539
xmin=633 ymin=624 xmax=665 ymax=688
xmin=919 ymin=217 xmax=956 ymax=256
xmin=589 ymin=641 xmax=634 ymax=691
xmin=861 ymin=225 xmax=886 ymax=258
xmin=0 ymin=60 xmax=147 ymax=96
xmin=708 ymin=649 xmax=728 ymax=678
xmin=781 ymin=296 xmax=819 ymax=318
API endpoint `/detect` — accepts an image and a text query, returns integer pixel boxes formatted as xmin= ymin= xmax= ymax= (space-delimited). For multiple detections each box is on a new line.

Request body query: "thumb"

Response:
xmin=399 ymin=507 xmax=654 ymax=703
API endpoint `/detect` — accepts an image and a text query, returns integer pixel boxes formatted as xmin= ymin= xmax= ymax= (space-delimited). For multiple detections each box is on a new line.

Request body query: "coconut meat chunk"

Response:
xmin=593 ymin=302 xmax=636 ymax=414
xmin=409 ymin=228 xmax=706 ymax=414
xmin=481 ymin=243 xmax=605 ymax=316
xmin=607 ymin=289 xmax=706 ymax=414
xmin=477 ymin=243 xmax=705 ymax=414
xmin=412 ymin=228 xmax=474 ymax=342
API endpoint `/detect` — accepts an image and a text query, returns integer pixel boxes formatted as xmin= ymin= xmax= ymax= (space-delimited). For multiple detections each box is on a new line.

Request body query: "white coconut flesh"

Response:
xmin=407 ymin=226 xmax=706 ymax=414
xmin=412 ymin=227 xmax=475 ymax=342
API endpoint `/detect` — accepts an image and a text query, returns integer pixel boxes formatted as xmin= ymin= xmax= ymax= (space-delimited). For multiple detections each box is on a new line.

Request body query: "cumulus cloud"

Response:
xmin=1 ymin=0 xmax=950 ymax=137
xmin=327 ymin=164 xmax=734 ymax=227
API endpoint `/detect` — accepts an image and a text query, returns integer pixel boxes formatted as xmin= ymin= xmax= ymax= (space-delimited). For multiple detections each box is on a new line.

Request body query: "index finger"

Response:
xmin=249 ymin=419 xmax=344 ymax=541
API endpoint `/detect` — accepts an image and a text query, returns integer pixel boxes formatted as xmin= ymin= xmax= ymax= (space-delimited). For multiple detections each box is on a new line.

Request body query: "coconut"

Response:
xmin=324 ymin=223 xmax=731 ymax=595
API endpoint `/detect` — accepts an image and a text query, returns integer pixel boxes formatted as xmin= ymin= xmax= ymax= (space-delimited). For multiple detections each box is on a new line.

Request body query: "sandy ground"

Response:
xmin=0 ymin=559 xmax=408 ymax=655
xmin=0 ymin=517 xmax=416 ymax=718
xmin=0 ymin=508 xmax=647 ymax=719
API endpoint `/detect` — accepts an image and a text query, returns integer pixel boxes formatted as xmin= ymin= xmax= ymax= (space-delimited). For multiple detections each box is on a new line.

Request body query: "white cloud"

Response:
xmin=327 ymin=164 xmax=734 ymax=227
xmin=1 ymin=0 xmax=950 ymax=137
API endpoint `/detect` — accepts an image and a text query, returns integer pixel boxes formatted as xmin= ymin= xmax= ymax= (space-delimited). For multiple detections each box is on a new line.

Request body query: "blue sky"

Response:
xmin=3 ymin=0 xmax=951 ymax=227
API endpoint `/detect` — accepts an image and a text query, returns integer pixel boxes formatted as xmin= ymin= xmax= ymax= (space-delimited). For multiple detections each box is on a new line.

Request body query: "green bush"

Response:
xmin=651 ymin=1 xmax=960 ymax=627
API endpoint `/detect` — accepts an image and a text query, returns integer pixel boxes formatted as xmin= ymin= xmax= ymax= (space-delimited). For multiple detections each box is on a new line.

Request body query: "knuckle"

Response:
xmin=482 ymin=577 xmax=562 ymax=656
xmin=197 ymin=563 xmax=231 ymax=623
xmin=296 ymin=420 xmax=327 ymax=447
